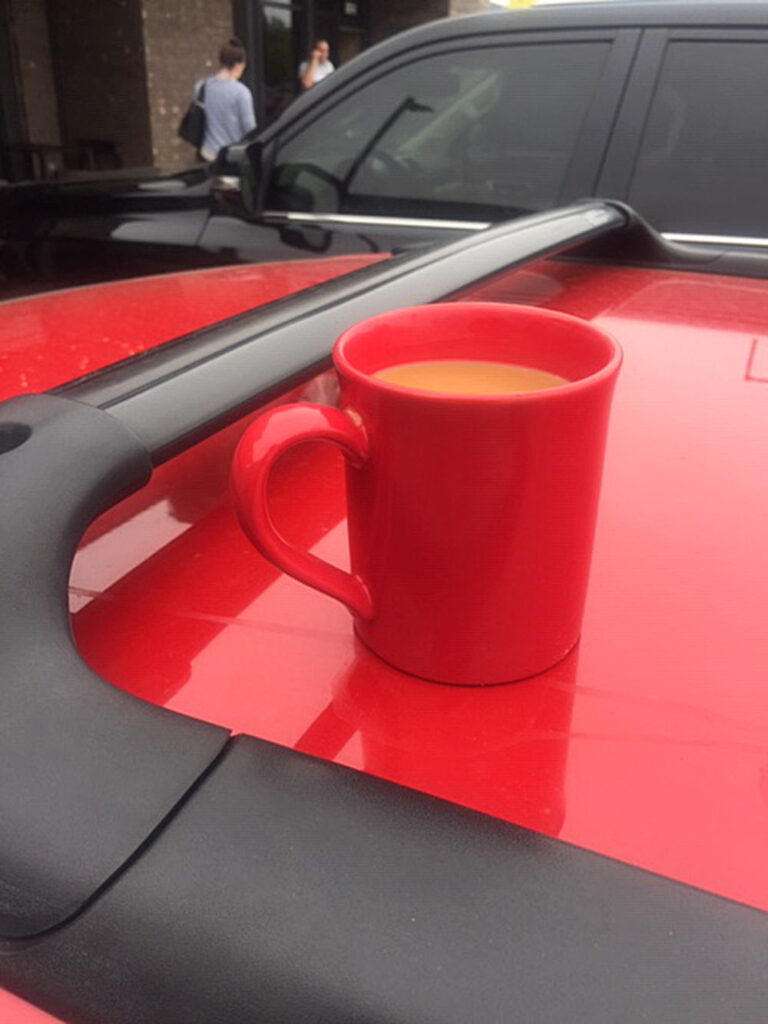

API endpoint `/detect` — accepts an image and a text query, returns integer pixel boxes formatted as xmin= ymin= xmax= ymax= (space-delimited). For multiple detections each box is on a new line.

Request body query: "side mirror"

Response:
xmin=221 ymin=141 xmax=264 ymax=212
xmin=211 ymin=140 xmax=262 ymax=216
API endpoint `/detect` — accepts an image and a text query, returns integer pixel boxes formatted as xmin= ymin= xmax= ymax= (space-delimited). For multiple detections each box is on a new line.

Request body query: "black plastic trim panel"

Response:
xmin=2 ymin=737 xmax=767 ymax=1023
xmin=0 ymin=395 xmax=229 ymax=938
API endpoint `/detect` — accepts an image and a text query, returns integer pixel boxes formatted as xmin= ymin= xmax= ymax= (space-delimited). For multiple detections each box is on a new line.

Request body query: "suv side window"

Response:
xmin=267 ymin=41 xmax=612 ymax=222
xmin=627 ymin=40 xmax=768 ymax=237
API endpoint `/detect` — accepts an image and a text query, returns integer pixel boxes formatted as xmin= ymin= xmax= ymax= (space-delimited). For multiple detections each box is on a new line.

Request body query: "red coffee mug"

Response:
xmin=231 ymin=303 xmax=621 ymax=684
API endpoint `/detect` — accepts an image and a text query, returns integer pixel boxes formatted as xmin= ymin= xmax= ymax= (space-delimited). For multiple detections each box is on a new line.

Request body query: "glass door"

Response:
xmin=263 ymin=0 xmax=307 ymax=123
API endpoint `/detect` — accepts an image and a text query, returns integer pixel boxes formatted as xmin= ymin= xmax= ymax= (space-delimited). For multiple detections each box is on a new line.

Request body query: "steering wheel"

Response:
xmin=366 ymin=149 xmax=423 ymax=182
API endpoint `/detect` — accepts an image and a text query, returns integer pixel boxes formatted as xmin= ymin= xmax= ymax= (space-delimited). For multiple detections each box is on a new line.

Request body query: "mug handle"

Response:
xmin=231 ymin=403 xmax=373 ymax=620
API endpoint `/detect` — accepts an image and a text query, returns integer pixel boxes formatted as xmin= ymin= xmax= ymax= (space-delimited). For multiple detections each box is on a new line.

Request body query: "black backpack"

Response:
xmin=178 ymin=81 xmax=207 ymax=148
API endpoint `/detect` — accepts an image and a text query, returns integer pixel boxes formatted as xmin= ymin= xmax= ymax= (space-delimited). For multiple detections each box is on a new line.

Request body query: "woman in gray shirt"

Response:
xmin=199 ymin=38 xmax=257 ymax=162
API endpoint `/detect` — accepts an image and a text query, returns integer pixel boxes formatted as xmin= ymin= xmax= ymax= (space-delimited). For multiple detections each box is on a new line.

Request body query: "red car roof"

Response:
xmin=69 ymin=256 xmax=768 ymax=907
xmin=2 ymin=250 xmax=767 ymax=1020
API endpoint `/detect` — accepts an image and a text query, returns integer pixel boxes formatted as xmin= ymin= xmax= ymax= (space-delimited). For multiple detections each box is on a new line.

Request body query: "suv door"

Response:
xmin=597 ymin=28 xmax=768 ymax=246
xmin=202 ymin=28 xmax=639 ymax=262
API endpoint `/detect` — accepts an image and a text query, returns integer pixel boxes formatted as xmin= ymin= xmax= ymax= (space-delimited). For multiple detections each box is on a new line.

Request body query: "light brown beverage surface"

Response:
xmin=373 ymin=359 xmax=568 ymax=395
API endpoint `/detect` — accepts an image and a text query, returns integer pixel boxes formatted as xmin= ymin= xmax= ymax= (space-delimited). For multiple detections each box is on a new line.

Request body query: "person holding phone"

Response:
xmin=299 ymin=39 xmax=335 ymax=90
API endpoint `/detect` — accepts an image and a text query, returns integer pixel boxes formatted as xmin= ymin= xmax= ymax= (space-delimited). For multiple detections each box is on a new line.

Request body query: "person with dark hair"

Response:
xmin=299 ymin=39 xmax=335 ymax=90
xmin=197 ymin=37 xmax=257 ymax=162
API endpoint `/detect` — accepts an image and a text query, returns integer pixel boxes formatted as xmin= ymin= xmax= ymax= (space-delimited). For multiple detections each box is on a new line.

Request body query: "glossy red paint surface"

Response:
xmin=69 ymin=256 xmax=768 ymax=906
xmin=3 ymin=257 xmax=768 ymax=1019
xmin=233 ymin=303 xmax=622 ymax=683
xmin=0 ymin=254 xmax=383 ymax=400
xmin=0 ymin=990 xmax=61 ymax=1023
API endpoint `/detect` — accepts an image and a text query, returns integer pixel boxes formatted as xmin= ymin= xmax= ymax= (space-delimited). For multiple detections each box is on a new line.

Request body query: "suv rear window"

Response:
xmin=627 ymin=40 xmax=768 ymax=238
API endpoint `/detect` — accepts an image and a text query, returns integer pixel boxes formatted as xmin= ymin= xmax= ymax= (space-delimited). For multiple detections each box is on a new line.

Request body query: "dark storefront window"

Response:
xmin=253 ymin=0 xmax=368 ymax=125
xmin=263 ymin=2 xmax=305 ymax=122
xmin=317 ymin=0 xmax=366 ymax=65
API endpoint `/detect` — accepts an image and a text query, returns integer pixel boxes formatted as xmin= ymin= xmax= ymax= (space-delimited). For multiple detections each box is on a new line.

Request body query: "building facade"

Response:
xmin=0 ymin=0 xmax=489 ymax=182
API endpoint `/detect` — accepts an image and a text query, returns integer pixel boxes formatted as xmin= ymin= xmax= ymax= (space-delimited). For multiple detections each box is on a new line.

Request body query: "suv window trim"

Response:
xmin=262 ymin=211 xmax=768 ymax=252
xmin=558 ymin=28 xmax=641 ymax=203
xmin=663 ymin=233 xmax=768 ymax=250
xmin=594 ymin=28 xmax=668 ymax=199
xmin=265 ymin=211 xmax=492 ymax=231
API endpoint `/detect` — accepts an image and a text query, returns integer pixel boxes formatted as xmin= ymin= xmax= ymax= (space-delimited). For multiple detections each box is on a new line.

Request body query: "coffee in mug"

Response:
xmin=232 ymin=303 xmax=621 ymax=685
xmin=374 ymin=359 xmax=568 ymax=395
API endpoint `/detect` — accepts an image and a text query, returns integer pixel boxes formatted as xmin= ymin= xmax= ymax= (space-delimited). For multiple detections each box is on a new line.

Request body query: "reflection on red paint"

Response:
xmin=296 ymin=641 xmax=577 ymax=837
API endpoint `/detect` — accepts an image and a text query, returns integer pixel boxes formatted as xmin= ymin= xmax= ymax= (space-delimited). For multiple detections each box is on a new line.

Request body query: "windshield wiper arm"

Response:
xmin=340 ymin=96 xmax=433 ymax=200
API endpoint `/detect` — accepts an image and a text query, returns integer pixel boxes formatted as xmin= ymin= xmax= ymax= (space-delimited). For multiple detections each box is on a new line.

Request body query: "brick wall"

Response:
xmin=47 ymin=0 xmax=153 ymax=170
xmin=141 ymin=0 xmax=234 ymax=172
xmin=369 ymin=0 xmax=448 ymax=46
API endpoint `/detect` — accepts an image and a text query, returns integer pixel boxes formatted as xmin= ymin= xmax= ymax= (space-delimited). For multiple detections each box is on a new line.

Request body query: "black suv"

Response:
xmin=3 ymin=0 xmax=768 ymax=297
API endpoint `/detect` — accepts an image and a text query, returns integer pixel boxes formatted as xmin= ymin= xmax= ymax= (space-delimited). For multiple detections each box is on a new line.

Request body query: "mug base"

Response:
xmin=352 ymin=624 xmax=581 ymax=687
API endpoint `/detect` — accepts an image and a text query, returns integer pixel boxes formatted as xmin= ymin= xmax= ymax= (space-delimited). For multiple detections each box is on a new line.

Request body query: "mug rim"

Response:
xmin=334 ymin=302 xmax=622 ymax=405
